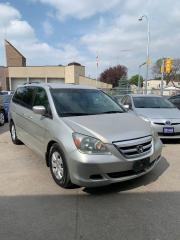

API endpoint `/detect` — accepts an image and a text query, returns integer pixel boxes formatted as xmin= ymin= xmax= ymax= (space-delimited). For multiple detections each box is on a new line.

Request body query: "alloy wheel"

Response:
xmin=51 ymin=151 xmax=64 ymax=180
xmin=11 ymin=124 xmax=16 ymax=141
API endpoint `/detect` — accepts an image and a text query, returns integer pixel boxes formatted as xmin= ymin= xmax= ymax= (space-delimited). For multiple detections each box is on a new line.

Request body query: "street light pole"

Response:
xmin=139 ymin=15 xmax=150 ymax=95
xmin=161 ymin=58 xmax=165 ymax=96
xmin=138 ymin=62 xmax=146 ymax=93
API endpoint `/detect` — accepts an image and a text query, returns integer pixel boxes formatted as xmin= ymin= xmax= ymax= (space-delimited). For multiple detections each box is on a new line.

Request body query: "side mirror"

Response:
xmin=123 ymin=104 xmax=130 ymax=111
xmin=33 ymin=106 xmax=46 ymax=115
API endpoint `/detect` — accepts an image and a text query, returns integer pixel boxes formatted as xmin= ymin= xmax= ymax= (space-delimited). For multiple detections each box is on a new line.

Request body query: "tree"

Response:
xmin=152 ymin=58 xmax=180 ymax=87
xmin=152 ymin=59 xmax=162 ymax=79
xmin=99 ymin=65 xmax=128 ymax=88
xmin=118 ymin=75 xmax=131 ymax=94
xmin=170 ymin=59 xmax=180 ymax=79
xmin=129 ymin=74 xmax=143 ymax=87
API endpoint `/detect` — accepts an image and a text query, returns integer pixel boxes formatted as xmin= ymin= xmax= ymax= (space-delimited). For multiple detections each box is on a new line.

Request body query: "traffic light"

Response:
xmin=160 ymin=65 xmax=163 ymax=74
xmin=165 ymin=58 xmax=171 ymax=74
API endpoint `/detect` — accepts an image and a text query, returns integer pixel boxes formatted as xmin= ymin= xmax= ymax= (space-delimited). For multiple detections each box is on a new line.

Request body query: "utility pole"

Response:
xmin=161 ymin=58 xmax=165 ymax=96
xmin=138 ymin=15 xmax=150 ymax=94
xmin=96 ymin=54 xmax=99 ymax=87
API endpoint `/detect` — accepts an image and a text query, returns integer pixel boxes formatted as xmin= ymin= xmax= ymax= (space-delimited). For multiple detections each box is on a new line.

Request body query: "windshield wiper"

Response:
xmin=99 ymin=110 xmax=123 ymax=114
xmin=62 ymin=111 xmax=124 ymax=116
xmin=62 ymin=112 xmax=93 ymax=117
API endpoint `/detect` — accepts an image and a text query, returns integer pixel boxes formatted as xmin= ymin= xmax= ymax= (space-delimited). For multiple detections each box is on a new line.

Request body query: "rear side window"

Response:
xmin=12 ymin=87 xmax=24 ymax=104
xmin=13 ymin=87 xmax=35 ymax=109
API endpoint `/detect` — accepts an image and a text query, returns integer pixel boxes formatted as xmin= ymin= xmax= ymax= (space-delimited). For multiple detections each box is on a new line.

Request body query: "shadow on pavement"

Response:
xmin=0 ymin=191 xmax=179 ymax=240
xmin=84 ymin=157 xmax=169 ymax=195
xmin=0 ymin=123 xmax=8 ymax=135
xmin=162 ymin=138 xmax=180 ymax=145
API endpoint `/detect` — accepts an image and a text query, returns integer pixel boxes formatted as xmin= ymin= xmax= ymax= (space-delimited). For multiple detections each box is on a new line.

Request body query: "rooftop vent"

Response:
xmin=68 ymin=62 xmax=81 ymax=66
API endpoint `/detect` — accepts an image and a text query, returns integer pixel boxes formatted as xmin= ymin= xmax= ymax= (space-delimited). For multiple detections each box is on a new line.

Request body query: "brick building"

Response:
xmin=0 ymin=40 xmax=112 ymax=91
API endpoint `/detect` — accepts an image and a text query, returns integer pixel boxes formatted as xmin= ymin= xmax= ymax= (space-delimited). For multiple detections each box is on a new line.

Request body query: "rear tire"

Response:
xmin=0 ymin=111 xmax=5 ymax=126
xmin=10 ymin=121 xmax=23 ymax=145
xmin=49 ymin=143 xmax=73 ymax=188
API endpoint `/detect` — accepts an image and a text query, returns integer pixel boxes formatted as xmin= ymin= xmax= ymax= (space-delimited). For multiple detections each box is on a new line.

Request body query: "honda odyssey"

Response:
xmin=9 ymin=84 xmax=162 ymax=188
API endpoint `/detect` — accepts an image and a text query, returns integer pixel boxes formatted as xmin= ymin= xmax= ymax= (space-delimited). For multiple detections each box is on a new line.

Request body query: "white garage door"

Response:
xmin=11 ymin=78 xmax=27 ymax=91
xmin=29 ymin=78 xmax=45 ymax=83
xmin=47 ymin=78 xmax=65 ymax=84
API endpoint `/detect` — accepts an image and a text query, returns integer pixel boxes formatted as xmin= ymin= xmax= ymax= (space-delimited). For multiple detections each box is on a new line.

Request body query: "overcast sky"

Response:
xmin=0 ymin=0 xmax=180 ymax=78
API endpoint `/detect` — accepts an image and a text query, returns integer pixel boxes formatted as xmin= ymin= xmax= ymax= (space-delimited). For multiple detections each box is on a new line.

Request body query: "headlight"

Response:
xmin=72 ymin=133 xmax=111 ymax=154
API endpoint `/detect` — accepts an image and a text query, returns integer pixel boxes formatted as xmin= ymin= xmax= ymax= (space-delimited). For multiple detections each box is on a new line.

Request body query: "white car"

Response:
xmin=121 ymin=94 xmax=180 ymax=138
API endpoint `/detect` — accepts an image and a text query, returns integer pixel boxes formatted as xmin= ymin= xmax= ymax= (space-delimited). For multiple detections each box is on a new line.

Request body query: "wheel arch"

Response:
xmin=45 ymin=140 xmax=58 ymax=167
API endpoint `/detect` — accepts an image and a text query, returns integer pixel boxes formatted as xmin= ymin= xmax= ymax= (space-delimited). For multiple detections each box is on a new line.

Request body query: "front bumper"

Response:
xmin=151 ymin=122 xmax=180 ymax=139
xmin=67 ymin=138 xmax=162 ymax=187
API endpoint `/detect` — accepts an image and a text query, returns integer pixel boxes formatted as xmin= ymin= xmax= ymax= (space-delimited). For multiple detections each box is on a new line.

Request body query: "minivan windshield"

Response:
xmin=51 ymin=89 xmax=125 ymax=117
xmin=133 ymin=96 xmax=176 ymax=109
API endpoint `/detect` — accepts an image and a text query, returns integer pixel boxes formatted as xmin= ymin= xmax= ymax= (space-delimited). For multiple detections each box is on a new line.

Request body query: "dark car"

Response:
xmin=0 ymin=91 xmax=14 ymax=95
xmin=168 ymin=95 xmax=180 ymax=110
xmin=0 ymin=94 xmax=12 ymax=125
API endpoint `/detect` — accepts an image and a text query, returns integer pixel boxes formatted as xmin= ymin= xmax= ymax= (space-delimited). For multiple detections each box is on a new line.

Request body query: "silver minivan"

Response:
xmin=9 ymin=83 xmax=162 ymax=188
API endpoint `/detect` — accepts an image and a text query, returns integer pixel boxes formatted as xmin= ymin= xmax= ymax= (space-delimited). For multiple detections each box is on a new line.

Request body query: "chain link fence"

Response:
xmin=102 ymin=86 xmax=180 ymax=97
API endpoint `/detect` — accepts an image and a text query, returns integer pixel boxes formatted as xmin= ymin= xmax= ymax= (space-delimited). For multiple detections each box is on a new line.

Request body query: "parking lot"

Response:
xmin=0 ymin=123 xmax=180 ymax=240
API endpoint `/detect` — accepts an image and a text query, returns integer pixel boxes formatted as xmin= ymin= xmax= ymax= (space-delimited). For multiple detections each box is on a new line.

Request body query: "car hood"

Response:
xmin=135 ymin=108 xmax=180 ymax=119
xmin=63 ymin=113 xmax=151 ymax=143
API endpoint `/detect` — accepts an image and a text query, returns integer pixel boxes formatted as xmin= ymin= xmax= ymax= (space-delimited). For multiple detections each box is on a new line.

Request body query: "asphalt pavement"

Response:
xmin=0 ymin=124 xmax=180 ymax=240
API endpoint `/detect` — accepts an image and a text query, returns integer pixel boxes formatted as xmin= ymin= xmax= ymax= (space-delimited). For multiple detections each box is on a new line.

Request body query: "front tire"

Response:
xmin=49 ymin=143 xmax=73 ymax=188
xmin=10 ymin=121 xmax=23 ymax=145
xmin=0 ymin=111 xmax=5 ymax=126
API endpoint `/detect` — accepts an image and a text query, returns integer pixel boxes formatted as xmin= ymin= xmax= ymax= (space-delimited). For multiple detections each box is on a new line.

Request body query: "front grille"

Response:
xmin=154 ymin=122 xmax=180 ymax=126
xmin=114 ymin=136 xmax=152 ymax=159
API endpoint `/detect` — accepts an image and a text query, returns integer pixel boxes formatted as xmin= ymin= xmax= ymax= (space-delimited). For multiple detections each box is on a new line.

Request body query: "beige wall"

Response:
xmin=7 ymin=65 xmax=112 ymax=90
xmin=5 ymin=41 xmax=26 ymax=67
xmin=65 ymin=65 xmax=85 ymax=84
xmin=65 ymin=65 xmax=75 ymax=84
xmin=8 ymin=65 xmax=85 ymax=82
xmin=79 ymin=76 xmax=112 ymax=89
xmin=0 ymin=67 xmax=8 ymax=90
xmin=8 ymin=66 xmax=65 ymax=79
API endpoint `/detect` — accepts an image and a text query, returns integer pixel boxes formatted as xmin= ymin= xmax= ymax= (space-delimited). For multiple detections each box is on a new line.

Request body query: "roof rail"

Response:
xmin=66 ymin=83 xmax=79 ymax=85
xmin=24 ymin=82 xmax=41 ymax=85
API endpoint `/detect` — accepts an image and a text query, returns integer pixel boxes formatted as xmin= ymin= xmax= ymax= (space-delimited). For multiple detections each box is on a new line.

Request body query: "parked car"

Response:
xmin=168 ymin=94 xmax=180 ymax=110
xmin=113 ymin=95 xmax=124 ymax=104
xmin=0 ymin=94 xmax=12 ymax=122
xmin=121 ymin=94 xmax=180 ymax=138
xmin=0 ymin=91 xmax=14 ymax=95
xmin=9 ymin=84 xmax=162 ymax=188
